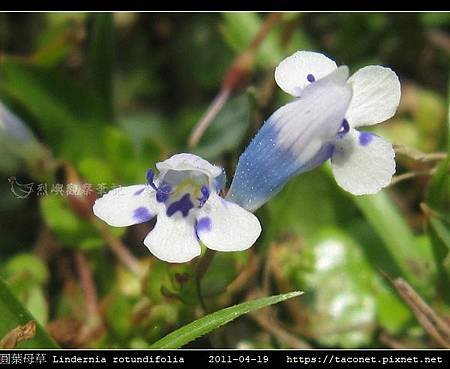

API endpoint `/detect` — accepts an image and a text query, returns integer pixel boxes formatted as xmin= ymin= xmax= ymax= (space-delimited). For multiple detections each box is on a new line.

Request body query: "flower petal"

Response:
xmin=196 ymin=193 xmax=261 ymax=252
xmin=228 ymin=67 xmax=352 ymax=211
xmin=274 ymin=51 xmax=337 ymax=97
xmin=144 ymin=213 xmax=201 ymax=263
xmin=346 ymin=66 xmax=401 ymax=128
xmin=156 ymin=153 xmax=222 ymax=180
xmin=331 ymin=129 xmax=396 ymax=195
xmin=93 ymin=185 xmax=158 ymax=227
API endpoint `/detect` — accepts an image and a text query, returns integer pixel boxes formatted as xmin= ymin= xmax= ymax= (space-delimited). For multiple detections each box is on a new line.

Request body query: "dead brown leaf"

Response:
xmin=0 ymin=320 xmax=36 ymax=349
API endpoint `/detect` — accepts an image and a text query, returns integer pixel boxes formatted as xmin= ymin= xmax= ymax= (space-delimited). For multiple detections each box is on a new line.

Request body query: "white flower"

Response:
xmin=93 ymin=153 xmax=261 ymax=263
xmin=228 ymin=51 xmax=400 ymax=211
xmin=275 ymin=51 xmax=400 ymax=195
xmin=228 ymin=65 xmax=353 ymax=211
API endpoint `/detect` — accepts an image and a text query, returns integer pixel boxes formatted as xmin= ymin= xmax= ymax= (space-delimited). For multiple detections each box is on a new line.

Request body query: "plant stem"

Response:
xmin=74 ymin=252 xmax=100 ymax=322
xmin=195 ymin=249 xmax=217 ymax=312
xmin=188 ymin=88 xmax=231 ymax=148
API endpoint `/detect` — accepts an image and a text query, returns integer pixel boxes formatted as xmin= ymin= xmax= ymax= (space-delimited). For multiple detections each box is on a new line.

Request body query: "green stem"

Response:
xmin=195 ymin=249 xmax=217 ymax=312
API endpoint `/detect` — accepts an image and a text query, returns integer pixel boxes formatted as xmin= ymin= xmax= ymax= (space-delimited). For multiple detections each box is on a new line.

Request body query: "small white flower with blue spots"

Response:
xmin=228 ymin=51 xmax=400 ymax=211
xmin=93 ymin=153 xmax=261 ymax=263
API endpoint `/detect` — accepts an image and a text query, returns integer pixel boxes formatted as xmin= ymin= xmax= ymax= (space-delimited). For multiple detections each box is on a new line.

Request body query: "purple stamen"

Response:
xmin=146 ymin=169 xmax=154 ymax=183
xmin=196 ymin=217 xmax=212 ymax=234
xmin=166 ymin=193 xmax=194 ymax=218
xmin=133 ymin=207 xmax=153 ymax=223
xmin=359 ymin=132 xmax=374 ymax=146
xmin=156 ymin=184 xmax=171 ymax=203
xmin=198 ymin=185 xmax=210 ymax=207
xmin=338 ymin=119 xmax=350 ymax=136
xmin=146 ymin=169 xmax=157 ymax=190
xmin=307 ymin=74 xmax=315 ymax=82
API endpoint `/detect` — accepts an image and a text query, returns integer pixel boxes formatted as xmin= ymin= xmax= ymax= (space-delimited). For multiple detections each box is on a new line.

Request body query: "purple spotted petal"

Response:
xmin=196 ymin=217 xmax=212 ymax=234
xmin=133 ymin=207 xmax=153 ymax=223
xmin=359 ymin=131 xmax=375 ymax=146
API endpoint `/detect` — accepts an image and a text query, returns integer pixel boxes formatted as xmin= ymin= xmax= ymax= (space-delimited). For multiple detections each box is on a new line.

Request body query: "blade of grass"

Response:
xmin=150 ymin=290 xmax=303 ymax=349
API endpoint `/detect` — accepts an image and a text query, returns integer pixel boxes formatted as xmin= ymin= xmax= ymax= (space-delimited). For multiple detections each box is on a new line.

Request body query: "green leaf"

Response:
xmin=88 ymin=13 xmax=114 ymax=121
xmin=0 ymin=278 xmax=58 ymax=348
xmin=150 ymin=291 xmax=303 ymax=348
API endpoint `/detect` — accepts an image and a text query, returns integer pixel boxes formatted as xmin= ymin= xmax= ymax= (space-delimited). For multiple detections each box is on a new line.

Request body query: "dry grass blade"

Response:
xmin=0 ymin=320 xmax=36 ymax=349
xmin=389 ymin=169 xmax=436 ymax=186
xmin=188 ymin=89 xmax=231 ymax=148
xmin=393 ymin=278 xmax=450 ymax=348
xmin=394 ymin=144 xmax=447 ymax=163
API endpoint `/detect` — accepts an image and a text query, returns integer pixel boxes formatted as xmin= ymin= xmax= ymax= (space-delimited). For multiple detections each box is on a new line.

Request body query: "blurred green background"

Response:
xmin=0 ymin=12 xmax=449 ymax=349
